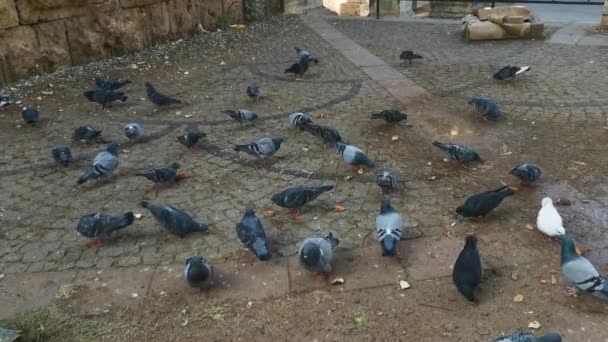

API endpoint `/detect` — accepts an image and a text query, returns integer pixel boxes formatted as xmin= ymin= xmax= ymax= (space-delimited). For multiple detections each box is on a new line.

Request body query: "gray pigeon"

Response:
xmin=299 ymin=232 xmax=339 ymax=277
xmin=561 ymin=233 xmax=608 ymax=301
xmin=432 ymin=141 xmax=482 ymax=163
xmin=376 ymin=170 xmax=398 ymax=194
xmin=246 ymin=82 xmax=259 ymax=99
xmin=76 ymin=212 xmax=134 ymax=248
xmin=184 ymin=256 xmax=213 ymax=291
xmin=145 ymin=82 xmax=182 ymax=106
xmin=136 ymin=162 xmax=180 ymax=194
xmin=95 ymin=77 xmax=131 ymax=91
xmin=124 ymin=123 xmax=143 ymax=140
xmin=83 ymin=88 xmax=127 ymax=107
xmin=510 ymin=163 xmax=542 ymax=183
xmin=52 ymin=146 xmax=72 ymax=167
xmin=0 ymin=94 xmax=11 ymax=108
xmin=494 ymin=331 xmax=562 ymax=342
xmin=288 ymin=112 xmax=313 ymax=129
xmin=493 ymin=65 xmax=531 ymax=81
xmin=271 ymin=185 xmax=334 ymax=218
xmin=0 ymin=326 xmax=20 ymax=342
xmin=73 ymin=124 xmax=102 ymax=144
xmin=177 ymin=126 xmax=205 ymax=149
xmin=301 ymin=123 xmax=342 ymax=147
xmin=469 ymin=97 xmax=502 ymax=120
xmin=295 ymin=47 xmax=320 ymax=64
xmin=234 ymin=137 xmax=283 ymax=158
xmin=141 ymin=201 xmax=207 ymax=237
xmin=376 ymin=196 xmax=403 ymax=257
xmin=224 ymin=109 xmax=258 ymax=124
xmin=336 ymin=142 xmax=375 ymax=168
xmin=21 ymin=106 xmax=39 ymax=124
xmin=236 ymin=207 xmax=271 ymax=261
xmin=77 ymin=143 xmax=119 ymax=185
xmin=370 ymin=110 xmax=407 ymax=124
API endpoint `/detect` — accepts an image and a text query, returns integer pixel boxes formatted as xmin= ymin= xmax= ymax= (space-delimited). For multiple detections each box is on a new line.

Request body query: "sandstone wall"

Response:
xmin=0 ymin=0 xmax=282 ymax=85
xmin=601 ymin=0 xmax=608 ymax=30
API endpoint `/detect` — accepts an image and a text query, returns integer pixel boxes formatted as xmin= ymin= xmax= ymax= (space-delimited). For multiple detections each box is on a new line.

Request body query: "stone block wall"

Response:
xmin=0 ymin=0 xmax=281 ymax=85
xmin=601 ymin=0 xmax=608 ymax=30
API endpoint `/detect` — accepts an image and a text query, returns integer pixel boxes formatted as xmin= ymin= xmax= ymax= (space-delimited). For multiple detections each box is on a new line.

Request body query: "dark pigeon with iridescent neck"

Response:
xmin=456 ymin=185 xmax=515 ymax=218
xmin=141 ymin=201 xmax=207 ymax=237
xmin=510 ymin=163 xmax=542 ymax=183
xmin=76 ymin=212 xmax=134 ymax=247
xmin=184 ymin=256 xmax=213 ymax=290
xmin=452 ymin=235 xmax=482 ymax=303
xmin=432 ymin=141 xmax=482 ymax=163
xmin=236 ymin=207 xmax=271 ymax=261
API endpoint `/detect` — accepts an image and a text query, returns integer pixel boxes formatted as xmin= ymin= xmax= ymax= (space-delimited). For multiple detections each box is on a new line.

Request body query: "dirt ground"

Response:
xmin=1 ymin=10 xmax=608 ymax=342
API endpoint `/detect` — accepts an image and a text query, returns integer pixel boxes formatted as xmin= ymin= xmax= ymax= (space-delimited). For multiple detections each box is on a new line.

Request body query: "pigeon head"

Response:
xmin=295 ymin=47 xmax=302 ymax=53
xmin=144 ymin=82 xmax=152 ymax=89
xmin=251 ymin=113 xmax=259 ymax=120
xmin=560 ymin=233 xmax=578 ymax=263
xmin=381 ymin=235 xmax=398 ymax=257
xmin=455 ymin=205 xmax=468 ymax=217
xmin=270 ymin=193 xmax=283 ymax=206
xmin=470 ymin=151 xmax=482 ymax=162
xmin=106 ymin=143 xmax=119 ymax=156
xmin=541 ymin=197 xmax=554 ymax=208
xmin=538 ymin=333 xmax=562 ymax=342
xmin=272 ymin=137 xmax=284 ymax=148
xmin=83 ymin=90 xmax=95 ymax=101
xmin=464 ymin=234 xmax=478 ymax=247
xmin=252 ymin=238 xmax=271 ymax=261
xmin=468 ymin=97 xmax=481 ymax=105
xmin=243 ymin=206 xmax=256 ymax=217
xmin=170 ymin=162 xmax=180 ymax=170
xmin=185 ymin=255 xmax=204 ymax=267
xmin=300 ymin=242 xmax=321 ymax=267
xmin=326 ymin=232 xmax=339 ymax=248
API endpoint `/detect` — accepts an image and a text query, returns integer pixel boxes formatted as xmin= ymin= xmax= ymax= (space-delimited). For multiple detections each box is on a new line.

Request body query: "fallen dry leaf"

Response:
xmin=391 ymin=135 xmax=399 ymax=141
xmin=399 ymin=280 xmax=411 ymax=289
xmin=513 ymin=294 xmax=524 ymax=303
xmin=356 ymin=168 xmax=364 ymax=175
xmin=266 ymin=210 xmax=275 ymax=217
xmin=528 ymin=321 xmax=541 ymax=330
xmin=525 ymin=224 xmax=534 ymax=230
xmin=175 ymin=172 xmax=187 ymax=181
xmin=335 ymin=205 xmax=346 ymax=212
xmin=313 ymin=112 xmax=325 ymax=119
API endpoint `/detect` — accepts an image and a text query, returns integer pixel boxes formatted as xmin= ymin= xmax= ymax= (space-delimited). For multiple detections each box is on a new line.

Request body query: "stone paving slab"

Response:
xmin=0 ymin=271 xmax=77 ymax=320
xmin=72 ymin=266 xmax=154 ymax=315
xmin=149 ymin=259 xmax=290 ymax=301
xmin=288 ymin=245 xmax=405 ymax=293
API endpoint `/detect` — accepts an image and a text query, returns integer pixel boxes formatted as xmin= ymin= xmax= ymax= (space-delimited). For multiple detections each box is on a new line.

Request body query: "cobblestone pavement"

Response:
xmin=1 ymin=13 xmax=608 ymax=341
xmin=0 ymin=12 xmax=606 ymax=274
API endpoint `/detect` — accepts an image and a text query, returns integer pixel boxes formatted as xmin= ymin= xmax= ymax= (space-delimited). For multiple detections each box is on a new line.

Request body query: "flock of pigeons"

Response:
xmin=1 ymin=45 xmax=605 ymax=341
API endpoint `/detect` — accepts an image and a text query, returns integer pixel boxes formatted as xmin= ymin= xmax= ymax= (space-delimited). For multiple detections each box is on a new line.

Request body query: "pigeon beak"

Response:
xmin=575 ymin=244 xmax=582 ymax=255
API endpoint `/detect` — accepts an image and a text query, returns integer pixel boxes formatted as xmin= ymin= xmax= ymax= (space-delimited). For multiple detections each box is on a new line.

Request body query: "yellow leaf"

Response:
xmin=335 ymin=205 xmax=346 ymax=212
xmin=356 ymin=168 xmax=364 ymax=175
xmin=266 ymin=210 xmax=275 ymax=217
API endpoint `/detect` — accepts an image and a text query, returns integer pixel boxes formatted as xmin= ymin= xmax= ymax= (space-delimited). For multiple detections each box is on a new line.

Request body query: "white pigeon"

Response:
xmin=536 ymin=197 xmax=565 ymax=237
